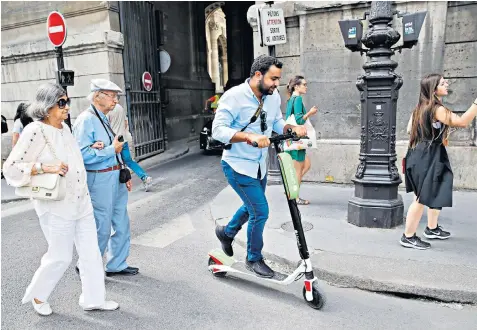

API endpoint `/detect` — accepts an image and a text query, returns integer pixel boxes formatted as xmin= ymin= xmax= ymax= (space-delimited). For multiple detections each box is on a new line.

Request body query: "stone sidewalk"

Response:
xmin=1 ymin=137 xmax=190 ymax=203
xmin=210 ymin=183 xmax=477 ymax=304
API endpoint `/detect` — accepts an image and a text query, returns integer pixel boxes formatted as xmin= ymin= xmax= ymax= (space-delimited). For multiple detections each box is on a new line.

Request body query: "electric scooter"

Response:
xmin=207 ymin=129 xmax=325 ymax=310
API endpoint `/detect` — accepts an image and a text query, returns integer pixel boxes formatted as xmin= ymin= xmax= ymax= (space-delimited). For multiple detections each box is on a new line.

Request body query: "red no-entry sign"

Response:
xmin=47 ymin=11 xmax=67 ymax=47
xmin=142 ymin=71 xmax=153 ymax=91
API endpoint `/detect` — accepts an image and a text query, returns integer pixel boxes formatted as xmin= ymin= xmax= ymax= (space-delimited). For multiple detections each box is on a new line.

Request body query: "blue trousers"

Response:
xmin=121 ymin=142 xmax=147 ymax=181
xmin=221 ymin=161 xmax=269 ymax=262
xmin=87 ymin=170 xmax=130 ymax=272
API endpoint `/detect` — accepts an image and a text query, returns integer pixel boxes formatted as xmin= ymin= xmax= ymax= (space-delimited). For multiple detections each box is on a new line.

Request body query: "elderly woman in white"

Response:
xmin=3 ymin=83 xmax=119 ymax=316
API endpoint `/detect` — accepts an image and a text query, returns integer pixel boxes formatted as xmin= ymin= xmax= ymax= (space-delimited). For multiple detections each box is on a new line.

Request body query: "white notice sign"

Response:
xmin=260 ymin=8 xmax=287 ymax=46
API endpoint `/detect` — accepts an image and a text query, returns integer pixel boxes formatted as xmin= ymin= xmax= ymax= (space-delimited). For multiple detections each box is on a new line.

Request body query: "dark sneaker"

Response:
xmin=215 ymin=225 xmax=234 ymax=257
xmin=245 ymin=259 xmax=275 ymax=278
xmin=424 ymin=225 xmax=451 ymax=240
xmin=400 ymin=234 xmax=431 ymax=250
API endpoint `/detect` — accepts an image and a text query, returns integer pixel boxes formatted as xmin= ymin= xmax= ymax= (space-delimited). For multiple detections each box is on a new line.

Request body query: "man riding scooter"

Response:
xmin=212 ymin=55 xmax=307 ymax=278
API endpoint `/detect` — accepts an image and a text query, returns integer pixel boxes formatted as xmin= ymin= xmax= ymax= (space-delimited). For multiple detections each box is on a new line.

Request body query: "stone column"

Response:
xmin=195 ymin=1 xmax=213 ymax=82
xmin=222 ymin=51 xmax=229 ymax=85
xmin=209 ymin=24 xmax=220 ymax=86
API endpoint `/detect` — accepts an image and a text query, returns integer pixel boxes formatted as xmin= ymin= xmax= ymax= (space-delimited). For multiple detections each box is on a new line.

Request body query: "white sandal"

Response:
xmin=32 ymin=299 xmax=52 ymax=316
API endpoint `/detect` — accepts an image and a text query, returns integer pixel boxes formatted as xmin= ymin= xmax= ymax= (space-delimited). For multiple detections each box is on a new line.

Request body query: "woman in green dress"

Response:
xmin=285 ymin=76 xmax=318 ymax=205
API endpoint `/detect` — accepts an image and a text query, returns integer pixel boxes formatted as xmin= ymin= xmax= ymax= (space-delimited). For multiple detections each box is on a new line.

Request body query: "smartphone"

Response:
xmin=118 ymin=135 xmax=124 ymax=142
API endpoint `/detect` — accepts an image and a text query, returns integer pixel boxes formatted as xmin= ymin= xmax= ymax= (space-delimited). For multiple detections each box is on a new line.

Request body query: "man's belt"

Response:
xmin=86 ymin=164 xmax=122 ymax=173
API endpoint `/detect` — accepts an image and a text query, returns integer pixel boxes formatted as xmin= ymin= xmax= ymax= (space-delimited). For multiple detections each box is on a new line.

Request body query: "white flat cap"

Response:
xmin=90 ymin=79 xmax=122 ymax=93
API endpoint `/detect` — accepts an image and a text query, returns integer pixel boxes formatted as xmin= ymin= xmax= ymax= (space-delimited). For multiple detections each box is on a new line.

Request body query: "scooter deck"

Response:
xmin=230 ymin=262 xmax=288 ymax=281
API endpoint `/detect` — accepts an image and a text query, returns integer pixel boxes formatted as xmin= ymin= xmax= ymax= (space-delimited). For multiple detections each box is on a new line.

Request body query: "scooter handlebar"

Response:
xmin=251 ymin=128 xmax=308 ymax=147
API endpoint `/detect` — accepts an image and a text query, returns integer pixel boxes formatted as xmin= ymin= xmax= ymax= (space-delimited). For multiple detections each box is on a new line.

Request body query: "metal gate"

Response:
xmin=119 ymin=1 xmax=165 ymax=160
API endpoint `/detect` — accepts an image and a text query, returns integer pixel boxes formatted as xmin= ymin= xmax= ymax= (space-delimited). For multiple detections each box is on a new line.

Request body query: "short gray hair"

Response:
xmin=87 ymin=91 xmax=99 ymax=103
xmin=27 ymin=83 xmax=66 ymax=120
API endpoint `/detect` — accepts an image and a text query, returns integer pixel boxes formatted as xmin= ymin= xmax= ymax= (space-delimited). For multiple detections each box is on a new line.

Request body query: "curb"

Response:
xmin=209 ymin=187 xmax=477 ymax=305
xmin=228 ymin=227 xmax=477 ymax=305
xmin=139 ymin=146 xmax=190 ymax=171
xmin=1 ymin=195 xmax=29 ymax=204
xmin=1 ymin=145 xmax=190 ymax=204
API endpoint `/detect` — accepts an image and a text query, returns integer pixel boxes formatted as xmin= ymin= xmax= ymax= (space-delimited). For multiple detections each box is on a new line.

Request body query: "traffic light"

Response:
xmin=57 ymin=70 xmax=75 ymax=87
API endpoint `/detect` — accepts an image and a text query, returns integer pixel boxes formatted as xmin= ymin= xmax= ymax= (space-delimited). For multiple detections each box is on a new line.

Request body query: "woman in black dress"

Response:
xmin=401 ymin=73 xmax=477 ymax=250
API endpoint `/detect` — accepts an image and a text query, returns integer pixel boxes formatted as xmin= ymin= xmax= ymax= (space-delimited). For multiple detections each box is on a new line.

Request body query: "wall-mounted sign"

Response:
xmin=259 ymin=8 xmax=287 ymax=46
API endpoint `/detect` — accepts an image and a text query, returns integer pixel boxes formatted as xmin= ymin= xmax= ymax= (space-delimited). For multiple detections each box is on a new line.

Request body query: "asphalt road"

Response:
xmin=2 ymin=143 xmax=476 ymax=329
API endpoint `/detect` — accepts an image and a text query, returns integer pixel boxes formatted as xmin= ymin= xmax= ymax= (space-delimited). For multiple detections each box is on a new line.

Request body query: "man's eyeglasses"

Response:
xmin=57 ymin=98 xmax=71 ymax=109
xmin=260 ymin=111 xmax=267 ymax=132
xmin=100 ymin=91 xmax=120 ymax=101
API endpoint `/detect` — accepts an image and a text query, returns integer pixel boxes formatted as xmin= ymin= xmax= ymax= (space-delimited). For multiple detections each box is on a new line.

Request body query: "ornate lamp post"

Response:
xmin=339 ymin=1 xmax=426 ymax=228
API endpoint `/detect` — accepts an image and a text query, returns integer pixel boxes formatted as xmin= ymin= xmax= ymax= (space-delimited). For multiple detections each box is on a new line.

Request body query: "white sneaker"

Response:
xmin=142 ymin=176 xmax=153 ymax=192
xmin=82 ymin=300 xmax=119 ymax=311
xmin=32 ymin=299 xmax=52 ymax=316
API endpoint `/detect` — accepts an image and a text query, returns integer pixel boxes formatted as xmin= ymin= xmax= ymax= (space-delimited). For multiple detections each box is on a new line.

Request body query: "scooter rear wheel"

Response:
xmin=302 ymin=285 xmax=325 ymax=310
xmin=208 ymin=257 xmax=227 ymax=278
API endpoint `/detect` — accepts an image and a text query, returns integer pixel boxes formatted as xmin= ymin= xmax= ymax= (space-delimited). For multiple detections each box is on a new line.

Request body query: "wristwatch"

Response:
xmin=35 ymin=163 xmax=44 ymax=174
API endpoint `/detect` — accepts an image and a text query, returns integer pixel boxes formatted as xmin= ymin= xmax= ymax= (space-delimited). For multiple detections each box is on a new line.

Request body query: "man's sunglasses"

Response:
xmin=260 ymin=111 xmax=267 ymax=132
xmin=57 ymin=98 xmax=71 ymax=109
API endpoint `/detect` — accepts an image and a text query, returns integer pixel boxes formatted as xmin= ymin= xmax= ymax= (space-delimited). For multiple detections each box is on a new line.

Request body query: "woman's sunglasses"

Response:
xmin=260 ymin=111 xmax=267 ymax=132
xmin=57 ymin=98 xmax=71 ymax=109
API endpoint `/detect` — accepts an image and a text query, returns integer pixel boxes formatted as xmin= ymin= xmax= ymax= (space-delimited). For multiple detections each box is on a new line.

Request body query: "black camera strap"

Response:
xmin=240 ymin=99 xmax=264 ymax=133
xmin=90 ymin=105 xmax=124 ymax=168
xmin=223 ymin=99 xmax=264 ymax=150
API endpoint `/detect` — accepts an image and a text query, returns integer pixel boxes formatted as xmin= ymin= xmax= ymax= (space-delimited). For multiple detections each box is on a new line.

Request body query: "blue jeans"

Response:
xmin=121 ymin=142 xmax=148 ymax=181
xmin=221 ymin=161 xmax=269 ymax=262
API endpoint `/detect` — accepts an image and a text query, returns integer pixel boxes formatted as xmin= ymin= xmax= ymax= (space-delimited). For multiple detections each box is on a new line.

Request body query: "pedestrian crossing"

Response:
xmin=131 ymin=212 xmax=195 ymax=248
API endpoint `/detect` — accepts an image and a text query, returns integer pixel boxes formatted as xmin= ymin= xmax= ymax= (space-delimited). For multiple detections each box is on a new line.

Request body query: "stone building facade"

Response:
xmin=2 ymin=1 xmax=476 ymax=189
xmin=249 ymin=0 xmax=477 ymax=189
xmin=1 ymin=1 xmax=254 ymax=160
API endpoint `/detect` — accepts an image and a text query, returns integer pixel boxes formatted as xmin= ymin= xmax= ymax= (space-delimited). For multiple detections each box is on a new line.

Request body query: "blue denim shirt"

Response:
xmin=73 ymin=105 xmax=122 ymax=171
xmin=212 ymin=79 xmax=286 ymax=179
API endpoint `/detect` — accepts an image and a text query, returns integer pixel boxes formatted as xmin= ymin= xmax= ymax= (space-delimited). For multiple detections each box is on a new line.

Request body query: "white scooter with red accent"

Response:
xmin=207 ymin=130 xmax=325 ymax=310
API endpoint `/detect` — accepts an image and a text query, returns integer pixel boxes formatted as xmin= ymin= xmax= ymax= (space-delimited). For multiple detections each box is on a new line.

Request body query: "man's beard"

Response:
xmin=258 ymin=77 xmax=275 ymax=95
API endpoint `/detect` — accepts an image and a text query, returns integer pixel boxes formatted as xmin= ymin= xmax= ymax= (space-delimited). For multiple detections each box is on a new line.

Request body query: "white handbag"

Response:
xmin=283 ymin=114 xmax=317 ymax=151
xmin=15 ymin=124 xmax=67 ymax=201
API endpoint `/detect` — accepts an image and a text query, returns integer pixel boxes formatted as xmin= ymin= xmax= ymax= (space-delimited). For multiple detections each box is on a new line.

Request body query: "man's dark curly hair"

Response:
xmin=249 ymin=55 xmax=283 ymax=77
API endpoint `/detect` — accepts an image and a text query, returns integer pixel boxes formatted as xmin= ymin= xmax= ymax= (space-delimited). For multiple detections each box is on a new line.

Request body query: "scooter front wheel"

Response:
xmin=302 ymin=285 xmax=325 ymax=310
xmin=208 ymin=257 xmax=227 ymax=278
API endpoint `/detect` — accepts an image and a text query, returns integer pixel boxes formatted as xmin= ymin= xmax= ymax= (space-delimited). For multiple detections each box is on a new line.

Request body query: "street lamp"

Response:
xmin=339 ymin=1 xmax=427 ymax=228
xmin=264 ymin=0 xmax=282 ymax=185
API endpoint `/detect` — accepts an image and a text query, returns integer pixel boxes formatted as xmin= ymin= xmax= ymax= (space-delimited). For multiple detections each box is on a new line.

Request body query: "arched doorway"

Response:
xmin=204 ymin=1 xmax=254 ymax=92
xmin=205 ymin=7 xmax=227 ymax=92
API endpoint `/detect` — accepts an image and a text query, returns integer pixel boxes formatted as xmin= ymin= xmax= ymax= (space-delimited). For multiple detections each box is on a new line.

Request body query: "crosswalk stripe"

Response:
xmin=131 ymin=213 xmax=195 ymax=248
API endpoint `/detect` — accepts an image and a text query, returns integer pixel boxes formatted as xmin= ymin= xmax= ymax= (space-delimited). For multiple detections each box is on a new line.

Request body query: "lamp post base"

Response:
xmin=347 ymin=181 xmax=404 ymax=228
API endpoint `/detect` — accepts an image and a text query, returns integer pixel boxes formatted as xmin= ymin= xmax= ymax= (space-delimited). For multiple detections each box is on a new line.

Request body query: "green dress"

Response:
xmin=285 ymin=95 xmax=306 ymax=162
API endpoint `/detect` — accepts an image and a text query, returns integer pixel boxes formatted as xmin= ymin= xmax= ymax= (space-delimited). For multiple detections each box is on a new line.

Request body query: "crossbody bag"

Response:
xmin=15 ymin=123 xmax=67 ymax=201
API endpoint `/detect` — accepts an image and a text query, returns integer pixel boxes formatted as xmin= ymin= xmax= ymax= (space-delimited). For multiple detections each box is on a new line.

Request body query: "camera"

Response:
xmin=118 ymin=135 xmax=124 ymax=142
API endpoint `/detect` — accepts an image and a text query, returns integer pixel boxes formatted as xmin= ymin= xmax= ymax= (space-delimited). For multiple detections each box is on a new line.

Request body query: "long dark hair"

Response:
xmin=13 ymin=102 xmax=33 ymax=128
xmin=286 ymin=75 xmax=305 ymax=99
xmin=409 ymin=73 xmax=451 ymax=148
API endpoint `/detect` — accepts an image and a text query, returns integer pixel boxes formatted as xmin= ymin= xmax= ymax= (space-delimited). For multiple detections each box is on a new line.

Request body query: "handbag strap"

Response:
xmin=290 ymin=96 xmax=305 ymax=116
xmin=89 ymin=106 xmax=124 ymax=167
xmin=38 ymin=122 xmax=60 ymax=162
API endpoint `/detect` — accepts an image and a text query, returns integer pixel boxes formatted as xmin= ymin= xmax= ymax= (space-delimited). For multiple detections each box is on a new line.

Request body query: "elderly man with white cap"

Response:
xmin=73 ymin=78 xmax=139 ymax=276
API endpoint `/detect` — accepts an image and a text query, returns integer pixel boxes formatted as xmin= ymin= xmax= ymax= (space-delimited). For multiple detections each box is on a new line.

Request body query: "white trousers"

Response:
xmin=22 ymin=212 xmax=105 ymax=307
